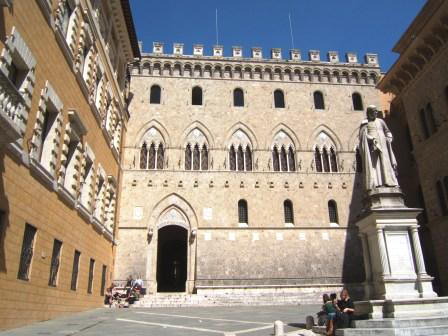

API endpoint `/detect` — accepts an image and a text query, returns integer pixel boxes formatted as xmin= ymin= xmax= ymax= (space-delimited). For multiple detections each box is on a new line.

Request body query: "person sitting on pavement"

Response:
xmin=323 ymin=293 xmax=337 ymax=336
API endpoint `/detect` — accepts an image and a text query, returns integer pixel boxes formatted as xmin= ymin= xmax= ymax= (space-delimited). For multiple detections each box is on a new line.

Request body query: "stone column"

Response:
xmin=359 ymin=233 xmax=372 ymax=281
xmin=376 ymin=227 xmax=390 ymax=276
xmin=410 ymin=227 xmax=427 ymax=276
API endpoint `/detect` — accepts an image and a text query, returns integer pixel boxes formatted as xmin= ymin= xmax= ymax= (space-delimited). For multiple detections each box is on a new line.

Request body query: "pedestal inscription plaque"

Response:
xmin=386 ymin=233 xmax=414 ymax=275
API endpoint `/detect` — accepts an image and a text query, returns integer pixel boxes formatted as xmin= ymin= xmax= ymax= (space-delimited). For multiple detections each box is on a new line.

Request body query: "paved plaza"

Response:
xmin=0 ymin=305 xmax=320 ymax=336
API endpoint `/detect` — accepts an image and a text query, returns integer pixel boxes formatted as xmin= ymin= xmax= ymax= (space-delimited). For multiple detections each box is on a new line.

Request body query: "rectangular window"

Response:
xmin=71 ymin=250 xmax=81 ymax=290
xmin=87 ymin=258 xmax=95 ymax=294
xmin=100 ymin=265 xmax=107 ymax=296
xmin=48 ymin=239 xmax=62 ymax=287
xmin=18 ymin=224 xmax=37 ymax=281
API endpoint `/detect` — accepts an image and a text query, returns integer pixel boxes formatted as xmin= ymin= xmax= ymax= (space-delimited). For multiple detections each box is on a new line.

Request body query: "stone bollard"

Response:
xmin=274 ymin=320 xmax=284 ymax=336
xmin=305 ymin=315 xmax=315 ymax=330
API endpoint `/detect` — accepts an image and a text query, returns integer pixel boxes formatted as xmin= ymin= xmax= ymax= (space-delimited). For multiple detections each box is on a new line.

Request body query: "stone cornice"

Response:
xmin=378 ymin=1 xmax=448 ymax=95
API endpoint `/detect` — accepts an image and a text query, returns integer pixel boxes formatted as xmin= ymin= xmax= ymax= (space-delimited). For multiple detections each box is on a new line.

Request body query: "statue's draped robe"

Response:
xmin=359 ymin=118 xmax=398 ymax=191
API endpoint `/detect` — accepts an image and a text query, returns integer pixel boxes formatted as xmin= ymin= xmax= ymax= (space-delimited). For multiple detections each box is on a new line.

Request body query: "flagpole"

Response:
xmin=216 ymin=8 xmax=219 ymax=45
xmin=289 ymin=12 xmax=295 ymax=49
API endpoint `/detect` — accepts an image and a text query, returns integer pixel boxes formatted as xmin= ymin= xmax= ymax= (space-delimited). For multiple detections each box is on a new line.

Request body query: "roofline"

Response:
xmin=392 ymin=0 xmax=444 ymax=54
xmin=120 ymin=0 xmax=141 ymax=59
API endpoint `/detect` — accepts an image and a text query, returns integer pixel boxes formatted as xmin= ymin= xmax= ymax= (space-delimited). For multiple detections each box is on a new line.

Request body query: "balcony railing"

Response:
xmin=0 ymin=70 xmax=26 ymax=144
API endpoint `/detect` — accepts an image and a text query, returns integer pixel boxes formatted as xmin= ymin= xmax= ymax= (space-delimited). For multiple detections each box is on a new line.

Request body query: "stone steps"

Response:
xmin=312 ymin=315 xmax=448 ymax=336
xmin=134 ymin=293 xmax=320 ymax=308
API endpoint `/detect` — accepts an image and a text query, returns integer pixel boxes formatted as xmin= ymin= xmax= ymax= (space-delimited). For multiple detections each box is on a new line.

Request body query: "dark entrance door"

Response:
xmin=157 ymin=225 xmax=188 ymax=292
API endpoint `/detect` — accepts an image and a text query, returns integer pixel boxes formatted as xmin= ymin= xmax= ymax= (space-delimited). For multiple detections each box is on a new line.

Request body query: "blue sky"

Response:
xmin=129 ymin=0 xmax=426 ymax=72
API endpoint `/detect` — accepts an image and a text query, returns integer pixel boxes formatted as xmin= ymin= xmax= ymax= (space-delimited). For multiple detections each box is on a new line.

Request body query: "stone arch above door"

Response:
xmin=148 ymin=193 xmax=198 ymax=232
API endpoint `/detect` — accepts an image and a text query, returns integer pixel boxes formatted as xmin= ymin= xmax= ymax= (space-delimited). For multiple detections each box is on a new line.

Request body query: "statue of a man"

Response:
xmin=359 ymin=105 xmax=398 ymax=191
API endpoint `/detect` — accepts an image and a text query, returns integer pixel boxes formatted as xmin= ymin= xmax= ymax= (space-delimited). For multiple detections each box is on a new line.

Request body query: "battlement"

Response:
xmin=141 ymin=41 xmax=380 ymax=67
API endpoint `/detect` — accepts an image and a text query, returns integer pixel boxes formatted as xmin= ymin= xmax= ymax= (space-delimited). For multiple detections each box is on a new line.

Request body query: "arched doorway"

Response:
xmin=156 ymin=225 xmax=188 ymax=292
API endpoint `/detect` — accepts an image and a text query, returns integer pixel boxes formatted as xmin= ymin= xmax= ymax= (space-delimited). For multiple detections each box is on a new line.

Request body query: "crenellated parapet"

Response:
xmin=132 ymin=42 xmax=381 ymax=85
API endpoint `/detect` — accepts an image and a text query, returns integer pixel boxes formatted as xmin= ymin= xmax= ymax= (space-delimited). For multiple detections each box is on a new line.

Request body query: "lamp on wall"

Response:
xmin=147 ymin=228 xmax=153 ymax=243
xmin=190 ymin=229 xmax=197 ymax=242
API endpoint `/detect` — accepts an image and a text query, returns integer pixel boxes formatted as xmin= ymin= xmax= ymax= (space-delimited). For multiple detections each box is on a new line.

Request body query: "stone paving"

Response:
xmin=0 ymin=304 xmax=321 ymax=336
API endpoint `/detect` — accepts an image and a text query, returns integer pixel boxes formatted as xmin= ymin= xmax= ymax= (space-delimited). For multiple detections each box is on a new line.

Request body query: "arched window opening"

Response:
xmin=237 ymin=145 xmax=244 ymax=171
xmin=233 ymin=88 xmax=244 ymax=107
xmin=150 ymin=85 xmax=161 ymax=104
xmin=156 ymin=144 xmax=164 ymax=170
xmin=192 ymin=86 xmax=203 ymax=106
xmin=284 ymin=200 xmax=294 ymax=224
xmin=140 ymin=142 xmax=148 ymax=169
xmin=420 ymin=108 xmax=430 ymax=139
xmin=148 ymin=143 xmax=156 ymax=169
xmin=330 ymin=148 xmax=338 ymax=172
xmin=229 ymin=145 xmax=236 ymax=171
xmin=315 ymin=148 xmax=322 ymax=172
xmin=436 ymin=180 xmax=448 ymax=216
xmin=426 ymin=103 xmax=437 ymax=135
xmin=352 ymin=93 xmax=363 ymax=111
xmin=238 ymin=200 xmax=248 ymax=224
xmin=314 ymin=91 xmax=325 ymax=110
xmin=322 ymin=148 xmax=330 ymax=172
xmin=245 ymin=148 xmax=252 ymax=171
xmin=201 ymin=145 xmax=208 ymax=170
xmin=185 ymin=144 xmax=192 ymax=170
xmin=273 ymin=147 xmax=280 ymax=171
xmin=274 ymin=89 xmax=285 ymax=108
xmin=288 ymin=147 xmax=296 ymax=172
xmin=280 ymin=147 xmax=288 ymax=172
xmin=193 ymin=144 xmax=200 ymax=170
xmin=328 ymin=200 xmax=339 ymax=224
xmin=355 ymin=148 xmax=362 ymax=173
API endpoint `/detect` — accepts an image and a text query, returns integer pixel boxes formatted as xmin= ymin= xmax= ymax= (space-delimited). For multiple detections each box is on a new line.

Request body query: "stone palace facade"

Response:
xmin=114 ymin=43 xmax=383 ymax=299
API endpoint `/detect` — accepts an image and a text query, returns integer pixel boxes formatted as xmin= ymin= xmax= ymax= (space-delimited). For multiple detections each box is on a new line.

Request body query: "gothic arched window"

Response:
xmin=328 ymin=200 xmax=339 ymax=224
xmin=229 ymin=145 xmax=236 ymax=171
xmin=314 ymin=91 xmax=325 ymax=110
xmin=148 ymin=143 xmax=156 ymax=169
xmin=245 ymin=148 xmax=252 ymax=171
xmin=140 ymin=142 xmax=148 ymax=169
xmin=238 ymin=199 xmax=248 ymax=224
xmin=237 ymin=145 xmax=244 ymax=171
xmin=274 ymin=89 xmax=285 ymax=108
xmin=234 ymin=88 xmax=244 ymax=107
xmin=284 ymin=200 xmax=294 ymax=224
xmin=355 ymin=148 xmax=362 ymax=173
xmin=193 ymin=144 xmax=200 ymax=170
xmin=322 ymin=148 xmax=330 ymax=172
xmin=288 ymin=147 xmax=296 ymax=172
xmin=352 ymin=92 xmax=363 ymax=111
xmin=315 ymin=148 xmax=322 ymax=172
xmin=330 ymin=148 xmax=338 ymax=172
xmin=185 ymin=144 xmax=192 ymax=170
xmin=280 ymin=147 xmax=288 ymax=172
xmin=192 ymin=86 xmax=203 ymax=105
xmin=156 ymin=144 xmax=164 ymax=169
xmin=273 ymin=147 xmax=280 ymax=171
xmin=150 ymin=85 xmax=161 ymax=104
xmin=201 ymin=145 xmax=208 ymax=170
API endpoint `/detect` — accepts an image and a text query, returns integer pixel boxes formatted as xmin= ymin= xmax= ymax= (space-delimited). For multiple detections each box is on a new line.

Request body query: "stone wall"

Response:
xmin=115 ymin=53 xmax=381 ymax=296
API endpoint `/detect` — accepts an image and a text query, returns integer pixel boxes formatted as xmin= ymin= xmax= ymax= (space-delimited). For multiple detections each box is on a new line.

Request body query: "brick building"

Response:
xmin=0 ymin=0 xmax=139 ymax=329
xmin=379 ymin=0 xmax=448 ymax=295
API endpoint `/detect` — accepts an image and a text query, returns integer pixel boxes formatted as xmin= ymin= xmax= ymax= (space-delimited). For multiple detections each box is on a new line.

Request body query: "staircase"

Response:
xmin=134 ymin=292 xmax=321 ymax=308
xmin=312 ymin=315 xmax=448 ymax=336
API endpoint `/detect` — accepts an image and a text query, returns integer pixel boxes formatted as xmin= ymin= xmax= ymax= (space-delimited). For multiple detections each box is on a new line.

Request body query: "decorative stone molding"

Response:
xmin=29 ymin=81 xmax=64 ymax=179
xmin=0 ymin=27 xmax=36 ymax=144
